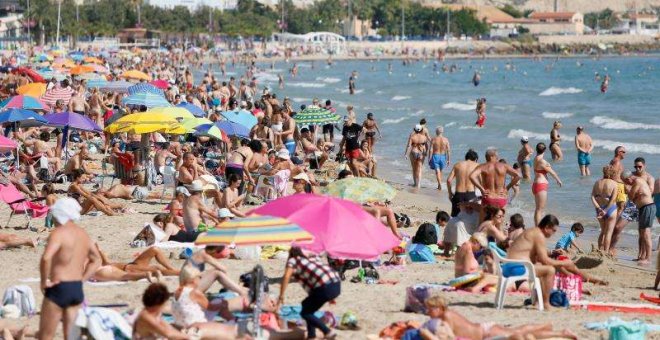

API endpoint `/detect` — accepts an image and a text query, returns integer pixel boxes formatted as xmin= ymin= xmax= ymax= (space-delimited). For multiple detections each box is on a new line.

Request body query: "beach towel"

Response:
xmin=71 ymin=307 xmax=132 ymax=340
xmin=553 ymin=274 xmax=582 ymax=303
xmin=407 ymin=244 xmax=436 ymax=264
xmin=273 ymin=169 xmax=290 ymax=197
xmin=154 ymin=241 xmax=202 ymax=249
xmin=584 ymin=317 xmax=660 ymax=340
xmin=2 ymin=285 xmax=36 ymax=316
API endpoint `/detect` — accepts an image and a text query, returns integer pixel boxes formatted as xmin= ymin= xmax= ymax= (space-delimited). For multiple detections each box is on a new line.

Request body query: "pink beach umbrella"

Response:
xmin=249 ymin=193 xmax=400 ymax=260
xmin=0 ymin=135 xmax=17 ymax=150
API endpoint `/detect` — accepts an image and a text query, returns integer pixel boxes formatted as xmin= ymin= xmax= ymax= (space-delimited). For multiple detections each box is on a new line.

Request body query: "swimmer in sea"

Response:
xmin=549 ymin=121 xmax=563 ymax=161
xmin=600 ymin=75 xmax=610 ymax=93
xmin=472 ymin=72 xmax=480 ymax=86
xmin=475 ymin=98 xmax=486 ymax=127
xmin=516 ymin=136 xmax=533 ymax=181
xmin=348 ymin=70 xmax=357 ymax=95
xmin=575 ymin=126 xmax=593 ymax=176
xmin=362 ymin=112 xmax=382 ymax=152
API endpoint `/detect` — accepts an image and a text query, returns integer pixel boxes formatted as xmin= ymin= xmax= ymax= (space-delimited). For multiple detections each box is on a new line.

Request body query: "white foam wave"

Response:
xmin=445 ymin=122 xmax=457 ymax=127
xmin=383 ymin=117 xmax=407 ymax=124
xmin=442 ymin=102 xmax=475 ymax=111
xmin=292 ymin=97 xmax=311 ymax=103
xmin=338 ymin=88 xmax=364 ymax=94
xmin=288 ymin=82 xmax=326 ymax=88
xmin=391 ymin=96 xmax=411 ymax=101
xmin=315 ymin=77 xmax=341 ymax=83
xmin=508 ymin=129 xmax=660 ymax=154
xmin=375 ymin=90 xmax=383 ymax=95
xmin=253 ymin=72 xmax=279 ymax=82
xmin=542 ymin=112 xmax=574 ymax=119
xmin=590 ymin=116 xmax=660 ymax=130
xmin=459 ymin=125 xmax=480 ymax=130
xmin=410 ymin=110 xmax=425 ymax=117
xmin=539 ymin=87 xmax=583 ymax=96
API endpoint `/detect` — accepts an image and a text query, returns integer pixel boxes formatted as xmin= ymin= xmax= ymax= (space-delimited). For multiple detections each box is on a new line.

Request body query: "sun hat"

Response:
xmin=218 ymin=208 xmax=235 ymax=218
xmin=185 ymin=180 xmax=204 ymax=192
xmin=175 ymin=186 xmax=191 ymax=197
xmin=293 ymin=172 xmax=310 ymax=183
xmin=521 ymin=136 xmax=529 ymax=143
xmin=276 ymin=148 xmax=290 ymax=160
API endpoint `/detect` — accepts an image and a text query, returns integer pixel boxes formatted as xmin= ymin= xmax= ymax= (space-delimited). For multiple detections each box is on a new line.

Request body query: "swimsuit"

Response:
xmin=411 ymin=151 xmax=423 ymax=160
xmin=616 ymin=182 xmax=627 ymax=203
xmin=429 ymin=154 xmax=446 ymax=171
xmin=450 ymin=191 xmax=477 ymax=217
xmin=532 ymin=182 xmax=548 ymax=195
xmin=365 ymin=131 xmax=376 ymax=138
xmin=577 ymin=151 xmax=591 ymax=166
xmin=481 ymin=196 xmax=507 ymax=209
xmin=475 ymin=115 xmax=486 ymax=127
xmin=637 ymin=203 xmax=656 ymax=229
xmin=597 ymin=204 xmax=617 ymax=219
xmin=620 ymin=200 xmax=639 ymax=222
xmin=285 ymin=140 xmax=296 ymax=156
xmin=45 ymin=281 xmax=84 ymax=308
xmin=653 ymin=193 xmax=660 ymax=219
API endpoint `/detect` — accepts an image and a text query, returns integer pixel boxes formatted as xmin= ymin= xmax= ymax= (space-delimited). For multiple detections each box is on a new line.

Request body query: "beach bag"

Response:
xmin=395 ymin=213 xmax=411 ymax=229
xmin=408 ymin=244 xmax=436 ymax=263
xmin=404 ymin=284 xmax=444 ymax=314
xmin=130 ymin=225 xmax=156 ymax=247
xmin=412 ymin=223 xmax=438 ymax=245
xmin=2 ymin=285 xmax=36 ymax=317
xmin=553 ymin=273 xmax=582 ymax=303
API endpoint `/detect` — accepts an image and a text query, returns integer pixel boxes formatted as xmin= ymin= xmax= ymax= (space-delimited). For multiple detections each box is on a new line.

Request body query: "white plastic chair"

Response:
xmin=489 ymin=243 xmax=544 ymax=311
xmin=159 ymin=166 xmax=177 ymax=203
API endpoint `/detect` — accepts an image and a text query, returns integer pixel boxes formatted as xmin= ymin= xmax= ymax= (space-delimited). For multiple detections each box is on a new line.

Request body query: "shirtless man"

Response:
xmin=454 ymin=233 xmax=498 ymax=293
xmin=575 ymin=126 xmax=594 ymax=176
xmin=68 ymin=90 xmax=89 ymax=116
xmin=21 ymin=131 xmax=61 ymax=170
xmin=280 ymin=111 xmax=297 ymax=157
xmin=300 ymin=128 xmax=328 ymax=168
xmin=182 ymin=180 xmax=221 ymax=232
xmin=362 ymin=112 xmax=381 ymax=152
xmin=470 ymin=148 xmax=520 ymax=210
xmin=220 ymin=174 xmax=246 ymax=218
xmin=654 ymin=175 xmax=660 ymax=224
xmin=429 ymin=126 xmax=450 ymax=190
xmin=39 ymin=198 xmax=101 ymax=340
xmin=249 ymin=117 xmax=274 ymax=149
xmin=516 ymin=137 xmax=533 ymax=181
xmin=63 ymin=145 xmax=91 ymax=180
xmin=404 ymin=125 xmax=429 ymax=189
xmin=88 ymin=87 xmax=104 ymax=126
xmin=609 ymin=146 xmax=627 ymax=218
xmin=177 ymin=152 xmax=223 ymax=207
xmin=154 ymin=143 xmax=177 ymax=173
xmin=622 ymin=171 xmax=655 ymax=265
xmin=447 ymin=149 xmax=479 ymax=217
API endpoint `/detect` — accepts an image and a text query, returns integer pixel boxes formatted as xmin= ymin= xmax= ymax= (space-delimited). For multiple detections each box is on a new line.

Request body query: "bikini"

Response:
xmin=595 ymin=194 xmax=616 ymax=218
xmin=531 ymin=169 xmax=549 ymax=195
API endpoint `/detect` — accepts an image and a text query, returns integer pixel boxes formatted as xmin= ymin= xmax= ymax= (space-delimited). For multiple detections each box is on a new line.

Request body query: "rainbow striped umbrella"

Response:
xmin=195 ymin=215 xmax=313 ymax=246
xmin=0 ymin=95 xmax=50 ymax=110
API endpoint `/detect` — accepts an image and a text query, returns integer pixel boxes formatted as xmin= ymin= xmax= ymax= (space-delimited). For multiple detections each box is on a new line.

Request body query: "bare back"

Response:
xmin=576 ymin=133 xmax=592 ymax=152
xmin=479 ymin=162 xmax=509 ymax=197
xmin=453 ymin=160 xmax=478 ymax=192
xmin=431 ymin=136 xmax=448 ymax=154
xmin=47 ymin=224 xmax=94 ymax=282
xmin=507 ymin=228 xmax=546 ymax=264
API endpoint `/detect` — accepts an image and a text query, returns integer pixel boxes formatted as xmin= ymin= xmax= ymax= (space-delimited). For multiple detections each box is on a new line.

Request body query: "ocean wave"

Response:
xmin=392 ymin=96 xmax=411 ymax=101
xmin=459 ymin=125 xmax=480 ymax=130
xmin=383 ymin=117 xmax=407 ymax=124
xmin=315 ymin=77 xmax=341 ymax=83
xmin=287 ymin=82 xmax=326 ymax=88
xmin=253 ymin=72 xmax=279 ymax=82
xmin=539 ymin=87 xmax=583 ymax=96
xmin=292 ymin=97 xmax=311 ymax=103
xmin=410 ymin=110 xmax=425 ymax=117
xmin=508 ymin=129 xmax=660 ymax=154
xmin=590 ymin=116 xmax=660 ymax=130
xmin=445 ymin=122 xmax=457 ymax=127
xmin=542 ymin=112 xmax=574 ymax=119
xmin=338 ymin=88 xmax=364 ymax=94
xmin=442 ymin=102 xmax=475 ymax=111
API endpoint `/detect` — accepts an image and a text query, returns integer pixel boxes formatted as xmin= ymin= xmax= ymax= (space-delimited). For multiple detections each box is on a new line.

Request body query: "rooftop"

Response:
xmin=529 ymin=12 xmax=578 ymax=20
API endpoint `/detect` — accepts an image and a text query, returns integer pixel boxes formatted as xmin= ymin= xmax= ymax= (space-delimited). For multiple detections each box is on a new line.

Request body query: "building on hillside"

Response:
xmin=614 ymin=12 xmax=659 ymax=35
xmin=417 ymin=3 xmax=531 ymax=38
xmin=525 ymin=12 xmax=584 ymax=35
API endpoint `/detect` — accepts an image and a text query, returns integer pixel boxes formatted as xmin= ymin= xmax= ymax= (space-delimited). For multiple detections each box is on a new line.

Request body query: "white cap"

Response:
xmin=293 ymin=172 xmax=310 ymax=183
xmin=51 ymin=197 xmax=82 ymax=225
xmin=276 ymin=148 xmax=290 ymax=160
xmin=185 ymin=180 xmax=204 ymax=192
xmin=175 ymin=186 xmax=191 ymax=197
xmin=240 ymin=100 xmax=247 ymax=107
xmin=218 ymin=208 xmax=235 ymax=218
xmin=521 ymin=136 xmax=529 ymax=143
xmin=414 ymin=124 xmax=423 ymax=132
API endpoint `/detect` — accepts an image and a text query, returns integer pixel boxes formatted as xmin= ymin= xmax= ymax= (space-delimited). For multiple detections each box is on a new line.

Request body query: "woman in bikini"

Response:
xmin=67 ymin=169 xmax=123 ymax=216
xmin=591 ymin=165 xmax=618 ymax=254
xmin=532 ymin=143 xmax=562 ymax=226
xmin=477 ymin=206 xmax=508 ymax=245
xmin=362 ymin=112 xmax=381 ymax=152
xmin=549 ymin=121 xmax=563 ymax=161
xmin=94 ymin=243 xmax=179 ymax=282
xmin=404 ymin=124 xmax=429 ymax=189
xmin=88 ymin=87 xmax=104 ymax=127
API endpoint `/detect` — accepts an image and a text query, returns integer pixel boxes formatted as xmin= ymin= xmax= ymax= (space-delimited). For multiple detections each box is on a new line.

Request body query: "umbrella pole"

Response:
xmin=139 ymin=133 xmax=150 ymax=186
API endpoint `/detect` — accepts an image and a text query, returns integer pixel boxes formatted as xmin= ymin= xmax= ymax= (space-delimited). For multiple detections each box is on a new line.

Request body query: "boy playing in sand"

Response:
xmin=555 ymin=223 xmax=584 ymax=254
xmin=419 ymin=294 xmax=577 ymax=340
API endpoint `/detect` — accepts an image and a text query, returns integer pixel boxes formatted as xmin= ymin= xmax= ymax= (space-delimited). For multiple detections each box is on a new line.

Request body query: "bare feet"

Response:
xmin=155 ymin=270 xmax=164 ymax=282
xmin=561 ymin=329 xmax=578 ymax=340
xmin=146 ymin=272 xmax=154 ymax=283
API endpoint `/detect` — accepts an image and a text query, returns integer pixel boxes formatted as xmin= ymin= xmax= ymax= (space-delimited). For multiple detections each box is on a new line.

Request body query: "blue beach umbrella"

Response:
xmin=121 ymin=92 xmax=172 ymax=108
xmin=177 ymin=102 xmax=206 ymax=118
xmin=220 ymin=109 xmax=257 ymax=129
xmin=0 ymin=108 xmax=48 ymax=125
xmin=128 ymin=83 xmax=165 ymax=96
xmin=215 ymin=120 xmax=251 ymax=139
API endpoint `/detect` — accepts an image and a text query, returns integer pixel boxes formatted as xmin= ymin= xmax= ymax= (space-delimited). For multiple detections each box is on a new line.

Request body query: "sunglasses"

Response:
xmin=634 ymin=165 xmax=643 ymax=169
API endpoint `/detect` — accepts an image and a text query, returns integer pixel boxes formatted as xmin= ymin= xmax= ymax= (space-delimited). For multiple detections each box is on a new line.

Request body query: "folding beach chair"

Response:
xmin=0 ymin=183 xmax=49 ymax=229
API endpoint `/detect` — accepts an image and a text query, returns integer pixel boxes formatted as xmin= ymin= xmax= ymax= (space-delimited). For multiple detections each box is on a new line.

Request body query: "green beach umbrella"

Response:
xmin=322 ymin=177 xmax=397 ymax=203
xmin=293 ymin=106 xmax=340 ymax=126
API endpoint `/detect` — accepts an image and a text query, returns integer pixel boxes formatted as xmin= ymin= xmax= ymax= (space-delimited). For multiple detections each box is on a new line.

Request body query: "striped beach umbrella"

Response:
xmin=293 ymin=106 xmax=340 ymax=126
xmin=194 ymin=215 xmax=313 ymax=246
xmin=322 ymin=177 xmax=397 ymax=204
xmin=128 ymin=83 xmax=164 ymax=96
xmin=42 ymin=86 xmax=74 ymax=106
xmin=121 ymin=92 xmax=171 ymax=108
xmin=0 ymin=95 xmax=50 ymax=110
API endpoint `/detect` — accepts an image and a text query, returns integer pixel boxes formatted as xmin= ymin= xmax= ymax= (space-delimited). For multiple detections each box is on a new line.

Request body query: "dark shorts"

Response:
xmin=451 ymin=191 xmax=477 ymax=217
xmin=169 ymin=230 xmax=200 ymax=243
xmin=45 ymin=281 xmax=84 ymax=309
xmin=322 ymin=124 xmax=334 ymax=135
xmin=638 ymin=203 xmax=656 ymax=229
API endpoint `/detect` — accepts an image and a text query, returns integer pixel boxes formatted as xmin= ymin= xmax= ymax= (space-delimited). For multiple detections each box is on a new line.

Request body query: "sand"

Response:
xmin=0 ymin=161 xmax=658 ymax=338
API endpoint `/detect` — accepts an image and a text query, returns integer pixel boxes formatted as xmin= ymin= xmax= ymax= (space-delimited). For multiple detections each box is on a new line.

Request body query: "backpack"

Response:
xmin=408 ymin=244 xmax=436 ymax=263
xmin=412 ymin=223 xmax=438 ymax=245
xmin=2 ymin=285 xmax=36 ymax=317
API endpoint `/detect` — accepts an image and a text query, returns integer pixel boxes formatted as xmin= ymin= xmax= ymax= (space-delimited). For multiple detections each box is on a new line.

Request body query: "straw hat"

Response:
xmin=276 ymin=149 xmax=290 ymax=160
xmin=185 ymin=180 xmax=204 ymax=193
xmin=471 ymin=232 xmax=488 ymax=248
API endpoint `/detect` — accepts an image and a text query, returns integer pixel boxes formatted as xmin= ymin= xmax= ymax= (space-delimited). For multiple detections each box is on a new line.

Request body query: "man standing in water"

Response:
xmin=470 ymin=148 xmax=520 ymax=209
xmin=348 ymin=71 xmax=357 ymax=95
xmin=447 ymin=149 xmax=479 ymax=217
xmin=575 ymin=126 xmax=594 ymax=176
xmin=429 ymin=126 xmax=450 ymax=191
xmin=517 ymin=137 xmax=533 ymax=181
xmin=621 ymin=171 xmax=655 ymax=265
xmin=39 ymin=198 xmax=102 ymax=340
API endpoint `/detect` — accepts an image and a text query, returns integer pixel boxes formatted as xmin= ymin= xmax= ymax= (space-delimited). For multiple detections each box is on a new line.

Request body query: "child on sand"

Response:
xmin=419 ymin=294 xmax=577 ymax=340
xmin=555 ymin=223 xmax=584 ymax=254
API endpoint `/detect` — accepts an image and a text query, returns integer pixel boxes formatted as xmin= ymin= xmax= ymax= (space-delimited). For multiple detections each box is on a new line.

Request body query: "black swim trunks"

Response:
xmin=322 ymin=123 xmax=333 ymax=135
xmin=451 ymin=191 xmax=477 ymax=217
xmin=45 ymin=281 xmax=84 ymax=308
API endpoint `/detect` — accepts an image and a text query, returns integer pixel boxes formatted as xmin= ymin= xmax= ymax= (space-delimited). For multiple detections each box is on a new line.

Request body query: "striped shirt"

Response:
xmin=286 ymin=255 xmax=340 ymax=293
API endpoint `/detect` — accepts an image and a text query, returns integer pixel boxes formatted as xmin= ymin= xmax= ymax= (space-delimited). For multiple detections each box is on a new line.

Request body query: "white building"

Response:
xmin=145 ymin=0 xmax=237 ymax=11
xmin=0 ymin=13 xmax=23 ymax=38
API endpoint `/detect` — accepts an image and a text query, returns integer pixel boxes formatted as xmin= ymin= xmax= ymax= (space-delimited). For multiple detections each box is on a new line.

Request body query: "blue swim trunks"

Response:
xmin=285 ymin=140 xmax=296 ymax=156
xmin=577 ymin=151 xmax=591 ymax=166
xmin=429 ymin=154 xmax=447 ymax=171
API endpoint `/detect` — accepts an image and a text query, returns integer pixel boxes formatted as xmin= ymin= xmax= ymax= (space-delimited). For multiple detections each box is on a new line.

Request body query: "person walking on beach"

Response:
xmin=404 ymin=124 xmax=429 ymax=189
xmin=610 ymin=146 xmax=627 ymax=218
xmin=516 ymin=137 xmax=533 ymax=181
xmin=621 ymin=171 xmax=655 ymax=266
xmin=532 ymin=143 xmax=562 ymax=226
xmin=471 ymin=148 xmax=520 ymax=209
xmin=340 ymin=116 xmax=364 ymax=177
xmin=446 ymin=149 xmax=479 ymax=217
xmin=591 ymin=166 xmax=618 ymax=255
xmin=575 ymin=126 xmax=593 ymax=176
xmin=362 ymin=112 xmax=382 ymax=152
xmin=429 ymin=126 xmax=450 ymax=191
xmin=549 ymin=121 xmax=563 ymax=161
xmin=39 ymin=198 xmax=102 ymax=340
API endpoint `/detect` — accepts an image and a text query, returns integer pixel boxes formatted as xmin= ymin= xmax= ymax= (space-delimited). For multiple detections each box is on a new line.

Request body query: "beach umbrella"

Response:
xmin=322 ymin=177 xmax=397 ymax=204
xmin=221 ymin=109 xmax=257 ymax=129
xmin=176 ymin=102 xmax=206 ymax=118
xmin=121 ymin=70 xmax=151 ymax=81
xmin=84 ymin=56 xmax=103 ymax=64
xmin=105 ymin=111 xmax=185 ymax=135
xmin=36 ymin=54 xmax=53 ymax=62
xmin=0 ymin=95 xmax=50 ymax=110
xmin=43 ymin=112 xmax=101 ymax=132
xmin=41 ymin=86 xmax=74 ymax=106
xmin=193 ymin=124 xmax=225 ymax=140
xmin=128 ymin=83 xmax=164 ymax=96
xmin=145 ymin=107 xmax=193 ymax=120
xmin=195 ymin=215 xmax=313 ymax=246
xmin=69 ymin=52 xmax=84 ymax=61
xmin=93 ymin=80 xmax=132 ymax=93
xmin=250 ymin=194 xmax=400 ymax=260
xmin=122 ymin=92 xmax=171 ymax=108
xmin=293 ymin=106 xmax=340 ymax=126
xmin=0 ymin=108 xmax=48 ymax=126
xmin=150 ymin=79 xmax=169 ymax=90
xmin=11 ymin=67 xmax=45 ymax=83
xmin=77 ymin=73 xmax=105 ymax=81
xmin=69 ymin=65 xmax=95 ymax=75
xmin=0 ymin=135 xmax=17 ymax=150
xmin=36 ymin=69 xmax=67 ymax=82
xmin=215 ymin=120 xmax=250 ymax=139
xmin=181 ymin=117 xmax=213 ymax=130
xmin=53 ymin=58 xmax=76 ymax=68
xmin=83 ymin=63 xmax=108 ymax=74
xmin=17 ymin=83 xmax=47 ymax=97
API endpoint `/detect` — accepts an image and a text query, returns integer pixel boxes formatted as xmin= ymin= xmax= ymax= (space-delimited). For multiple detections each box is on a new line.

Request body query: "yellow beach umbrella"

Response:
xmin=17 ymin=83 xmax=47 ymax=97
xmin=105 ymin=112 xmax=185 ymax=134
xmin=121 ymin=70 xmax=151 ymax=81
xmin=146 ymin=107 xmax=194 ymax=120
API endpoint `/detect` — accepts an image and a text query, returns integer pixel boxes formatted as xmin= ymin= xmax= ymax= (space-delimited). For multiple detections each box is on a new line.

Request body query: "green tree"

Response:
xmin=584 ymin=9 xmax=618 ymax=29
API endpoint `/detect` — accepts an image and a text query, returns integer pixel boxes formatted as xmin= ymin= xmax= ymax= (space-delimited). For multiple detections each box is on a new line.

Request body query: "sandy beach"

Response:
xmin=1 ymin=155 xmax=658 ymax=338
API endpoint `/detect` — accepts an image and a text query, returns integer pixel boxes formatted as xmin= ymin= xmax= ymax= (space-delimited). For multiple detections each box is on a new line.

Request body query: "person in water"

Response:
xmin=472 ymin=72 xmax=480 ymax=86
xmin=549 ymin=121 xmax=562 ymax=161
xmin=601 ymin=75 xmax=610 ymax=93
xmin=475 ymin=98 xmax=486 ymax=128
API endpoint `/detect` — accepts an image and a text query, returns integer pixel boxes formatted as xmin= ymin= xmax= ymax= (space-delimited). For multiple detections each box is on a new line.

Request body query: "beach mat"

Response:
xmin=572 ymin=301 xmax=660 ymax=315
